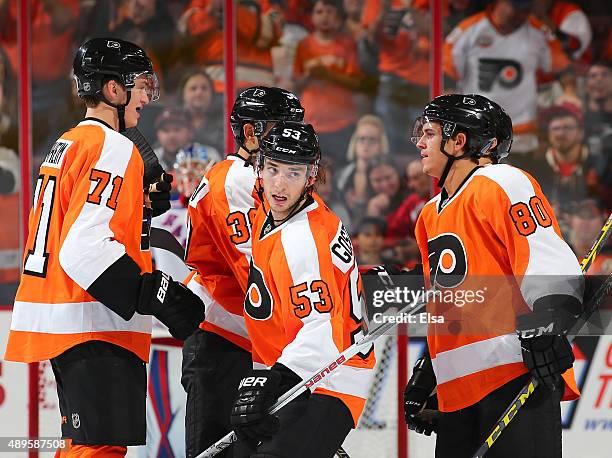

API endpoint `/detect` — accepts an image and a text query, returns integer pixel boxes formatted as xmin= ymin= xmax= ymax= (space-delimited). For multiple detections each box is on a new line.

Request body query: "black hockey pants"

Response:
xmin=435 ymin=373 xmax=563 ymax=458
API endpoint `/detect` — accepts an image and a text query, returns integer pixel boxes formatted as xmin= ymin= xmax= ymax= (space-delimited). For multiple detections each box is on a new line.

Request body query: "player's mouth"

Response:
xmin=271 ymin=194 xmax=287 ymax=205
xmin=420 ymin=152 xmax=428 ymax=159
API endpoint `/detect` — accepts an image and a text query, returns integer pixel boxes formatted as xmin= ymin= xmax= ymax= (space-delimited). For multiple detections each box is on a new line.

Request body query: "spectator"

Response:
xmin=444 ymin=0 xmax=577 ymax=173
xmin=0 ymin=51 xmax=16 ymax=151
xmin=343 ymin=0 xmax=366 ymax=40
xmin=0 ymin=145 xmax=19 ymax=304
xmin=0 ymin=0 xmax=79 ymax=162
xmin=336 ymin=114 xmax=389 ymax=212
xmin=539 ymin=104 xmax=599 ymax=209
xmin=361 ymin=0 xmax=431 ymax=155
xmin=294 ymin=0 xmax=362 ymax=166
xmin=532 ymin=0 xmax=592 ymax=62
xmin=110 ymin=0 xmax=177 ymax=76
xmin=413 ymin=0 xmax=488 ymax=39
xmin=353 ymin=216 xmax=398 ymax=266
xmin=583 ymin=60 xmax=612 ymax=158
xmin=181 ymin=0 xmax=282 ymax=90
xmin=153 ymin=106 xmax=221 ymax=171
xmin=390 ymin=159 xmax=432 ymax=239
xmin=364 ymin=155 xmax=409 ymax=241
xmin=316 ymin=160 xmax=353 ymax=231
xmin=566 ymin=199 xmax=611 ymax=274
xmin=179 ymin=68 xmax=224 ymax=152
xmin=150 ymin=142 xmax=217 ymax=283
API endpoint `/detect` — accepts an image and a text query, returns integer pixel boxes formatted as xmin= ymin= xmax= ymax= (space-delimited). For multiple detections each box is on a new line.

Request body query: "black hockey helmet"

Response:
xmin=258 ymin=121 xmax=320 ymax=170
xmin=230 ymin=86 xmax=305 ymax=148
xmin=255 ymin=121 xmax=321 ymax=221
xmin=73 ymin=38 xmax=159 ymax=102
xmin=411 ymin=94 xmax=499 ymax=157
xmin=411 ymin=94 xmax=501 ymax=186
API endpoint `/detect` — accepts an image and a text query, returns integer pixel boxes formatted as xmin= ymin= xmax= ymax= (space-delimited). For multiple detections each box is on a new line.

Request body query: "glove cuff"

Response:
xmin=408 ymin=355 xmax=437 ymax=395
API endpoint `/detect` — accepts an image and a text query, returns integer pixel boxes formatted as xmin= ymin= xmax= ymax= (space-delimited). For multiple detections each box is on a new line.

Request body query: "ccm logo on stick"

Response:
xmin=239 ymin=377 xmax=268 ymax=389
xmin=306 ymin=355 xmax=347 ymax=388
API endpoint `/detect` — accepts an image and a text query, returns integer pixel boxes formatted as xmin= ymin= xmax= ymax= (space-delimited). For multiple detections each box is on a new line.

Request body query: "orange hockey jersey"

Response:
xmin=5 ymin=118 xmax=153 ymax=363
xmin=244 ymin=193 xmax=375 ymax=426
xmin=185 ymin=154 xmax=260 ymax=351
xmin=415 ymin=164 xmax=582 ymax=412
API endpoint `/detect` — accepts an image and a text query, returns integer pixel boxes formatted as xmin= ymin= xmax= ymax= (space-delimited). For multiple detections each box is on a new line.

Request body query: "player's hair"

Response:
xmin=82 ymin=76 xmax=125 ymax=108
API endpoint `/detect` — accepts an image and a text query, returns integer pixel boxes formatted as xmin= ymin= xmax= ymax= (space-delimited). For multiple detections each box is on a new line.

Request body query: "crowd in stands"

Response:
xmin=1 ymin=0 xmax=612 ymax=302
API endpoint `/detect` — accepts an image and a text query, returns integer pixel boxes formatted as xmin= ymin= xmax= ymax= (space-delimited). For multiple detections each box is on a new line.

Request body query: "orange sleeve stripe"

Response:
xmin=513 ymin=120 xmax=538 ymax=135
xmin=443 ymin=12 xmax=486 ymax=80
xmin=443 ymin=41 xmax=459 ymax=80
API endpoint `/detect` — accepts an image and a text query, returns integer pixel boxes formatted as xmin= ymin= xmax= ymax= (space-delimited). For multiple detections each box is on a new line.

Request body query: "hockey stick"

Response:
xmin=472 ymin=211 xmax=612 ymax=458
xmin=122 ymin=127 xmax=164 ymax=190
xmin=150 ymin=227 xmax=185 ymax=259
xmin=197 ymin=288 xmax=431 ymax=457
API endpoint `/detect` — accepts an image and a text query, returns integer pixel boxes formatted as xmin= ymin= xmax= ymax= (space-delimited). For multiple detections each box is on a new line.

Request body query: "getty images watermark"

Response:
xmin=369 ymin=286 xmax=487 ymax=325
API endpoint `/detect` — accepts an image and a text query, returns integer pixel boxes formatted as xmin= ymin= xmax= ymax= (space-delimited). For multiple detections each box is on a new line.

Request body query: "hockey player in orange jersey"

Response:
xmin=4 ymin=38 xmax=205 ymax=457
xmin=401 ymin=93 xmax=583 ymax=457
xmin=229 ymin=121 xmax=375 ymax=457
xmin=183 ymin=86 xmax=304 ymax=457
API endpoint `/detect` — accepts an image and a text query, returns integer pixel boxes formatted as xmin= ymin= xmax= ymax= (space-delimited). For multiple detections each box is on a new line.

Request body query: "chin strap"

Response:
xmin=100 ymin=91 xmax=131 ymax=132
xmin=437 ymin=139 xmax=473 ymax=188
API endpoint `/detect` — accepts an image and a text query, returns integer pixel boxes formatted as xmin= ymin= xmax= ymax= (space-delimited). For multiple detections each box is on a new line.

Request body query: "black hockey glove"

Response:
xmin=516 ymin=295 xmax=581 ymax=390
xmin=138 ymin=270 xmax=204 ymax=340
xmin=231 ymin=369 xmax=281 ymax=441
xmin=404 ymin=352 xmax=438 ymax=435
xmin=519 ymin=334 xmax=574 ymax=391
xmin=230 ymin=363 xmax=303 ymax=442
xmin=147 ymin=172 xmax=173 ymax=217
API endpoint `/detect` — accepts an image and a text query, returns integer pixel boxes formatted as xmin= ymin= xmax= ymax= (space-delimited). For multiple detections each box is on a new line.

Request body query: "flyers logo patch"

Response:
xmin=244 ymin=261 xmax=274 ymax=320
xmin=427 ymin=233 xmax=467 ymax=288
xmin=478 ymin=58 xmax=522 ymax=91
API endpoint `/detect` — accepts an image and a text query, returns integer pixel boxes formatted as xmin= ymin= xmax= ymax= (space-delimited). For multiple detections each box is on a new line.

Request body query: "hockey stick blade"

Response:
xmin=472 ymin=212 xmax=612 ymax=458
xmin=197 ymin=294 xmax=430 ymax=458
xmin=150 ymin=227 xmax=185 ymax=260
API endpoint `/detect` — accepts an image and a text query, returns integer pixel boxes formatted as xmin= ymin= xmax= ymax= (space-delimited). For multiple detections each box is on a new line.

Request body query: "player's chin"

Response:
xmin=125 ymin=117 xmax=138 ymax=129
